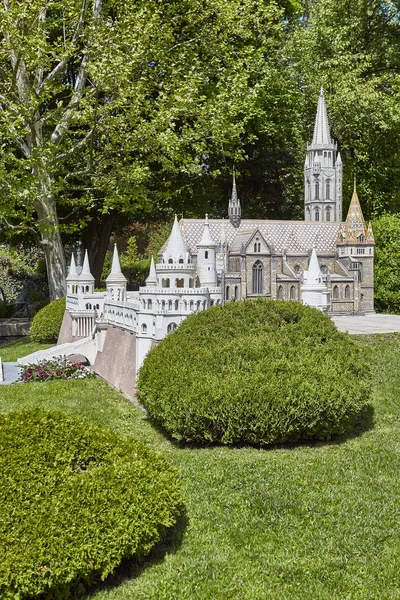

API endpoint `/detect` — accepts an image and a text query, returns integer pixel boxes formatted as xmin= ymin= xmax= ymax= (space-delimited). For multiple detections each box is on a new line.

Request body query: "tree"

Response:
xmin=0 ymin=0 xmax=297 ymax=296
xmin=372 ymin=214 xmax=400 ymax=313
xmin=287 ymin=0 xmax=400 ymax=219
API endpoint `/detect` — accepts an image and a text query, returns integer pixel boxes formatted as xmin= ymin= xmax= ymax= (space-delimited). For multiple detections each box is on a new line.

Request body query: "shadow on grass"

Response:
xmin=77 ymin=510 xmax=189 ymax=599
xmin=142 ymin=403 xmax=375 ymax=453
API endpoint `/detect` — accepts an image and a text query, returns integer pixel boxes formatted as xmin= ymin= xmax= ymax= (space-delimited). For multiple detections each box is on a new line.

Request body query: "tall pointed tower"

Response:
xmin=304 ymin=88 xmax=342 ymax=222
xmin=228 ymin=171 xmax=241 ymax=228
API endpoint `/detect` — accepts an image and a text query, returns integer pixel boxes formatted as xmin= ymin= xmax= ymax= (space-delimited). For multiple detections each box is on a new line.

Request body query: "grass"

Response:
xmin=1 ymin=334 xmax=400 ymax=599
xmin=0 ymin=337 xmax=52 ymax=361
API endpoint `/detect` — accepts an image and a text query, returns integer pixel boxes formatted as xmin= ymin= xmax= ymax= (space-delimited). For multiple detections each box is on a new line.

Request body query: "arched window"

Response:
xmin=205 ymin=251 xmax=208 ymax=259
xmin=358 ymin=234 xmax=365 ymax=243
xmin=176 ymin=278 xmax=184 ymax=288
xmin=258 ymin=243 xmax=261 ymax=252
xmin=290 ymin=286 xmax=296 ymax=300
xmin=277 ymin=286 xmax=284 ymax=300
xmin=85 ymin=303 xmax=92 ymax=309
xmin=148 ymin=299 xmax=152 ymax=310
xmin=168 ymin=322 xmax=177 ymax=333
xmin=315 ymin=207 xmax=320 ymax=222
xmin=161 ymin=300 xmax=166 ymax=310
xmin=178 ymin=258 xmax=184 ymax=264
xmin=210 ymin=299 xmax=214 ymax=306
xmin=252 ymin=261 xmax=263 ymax=294
xmin=234 ymin=286 xmax=238 ymax=300
xmin=141 ymin=323 xmax=147 ymax=333
xmin=162 ymin=278 xmax=170 ymax=288
xmin=226 ymin=286 xmax=230 ymax=300
xmin=254 ymin=243 xmax=257 ymax=252
xmin=326 ymin=180 xmax=330 ymax=200
xmin=345 ymin=285 xmax=351 ymax=299
xmin=190 ymin=300 xmax=194 ymax=311
xmin=326 ymin=206 xmax=331 ymax=222
xmin=333 ymin=285 xmax=339 ymax=300
xmin=174 ymin=299 xmax=179 ymax=310
xmin=168 ymin=300 xmax=173 ymax=310
xmin=315 ymin=181 xmax=319 ymax=200
xmin=168 ymin=258 xmax=173 ymax=264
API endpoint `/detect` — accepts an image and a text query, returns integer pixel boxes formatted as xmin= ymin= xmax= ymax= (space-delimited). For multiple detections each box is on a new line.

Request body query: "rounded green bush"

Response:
xmin=29 ymin=296 xmax=66 ymax=343
xmin=0 ymin=409 xmax=183 ymax=599
xmin=138 ymin=299 xmax=372 ymax=445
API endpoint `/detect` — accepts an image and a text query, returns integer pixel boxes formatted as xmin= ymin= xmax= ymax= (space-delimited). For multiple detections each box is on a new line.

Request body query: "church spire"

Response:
xmin=312 ymin=87 xmax=332 ymax=146
xmin=304 ymin=87 xmax=341 ymax=222
xmin=228 ymin=169 xmax=241 ymax=228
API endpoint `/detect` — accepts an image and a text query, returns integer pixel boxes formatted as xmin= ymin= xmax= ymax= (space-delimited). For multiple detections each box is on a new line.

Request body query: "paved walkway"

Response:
xmin=0 ymin=362 xmax=21 ymax=385
xmin=332 ymin=314 xmax=400 ymax=335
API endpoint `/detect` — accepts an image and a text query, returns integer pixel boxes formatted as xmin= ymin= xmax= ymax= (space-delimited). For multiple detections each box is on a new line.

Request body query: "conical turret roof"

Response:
xmin=106 ymin=244 xmax=127 ymax=284
xmin=306 ymin=247 xmax=323 ymax=286
xmin=164 ymin=215 xmax=187 ymax=263
xmin=198 ymin=215 xmax=217 ymax=247
xmin=312 ymin=87 xmax=332 ymax=146
xmin=66 ymin=252 xmax=79 ymax=282
xmin=145 ymin=256 xmax=158 ymax=287
xmin=79 ymin=250 xmax=95 ymax=282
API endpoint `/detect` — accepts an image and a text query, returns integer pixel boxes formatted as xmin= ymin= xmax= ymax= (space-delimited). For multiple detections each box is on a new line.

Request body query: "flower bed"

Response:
xmin=21 ymin=356 xmax=95 ymax=382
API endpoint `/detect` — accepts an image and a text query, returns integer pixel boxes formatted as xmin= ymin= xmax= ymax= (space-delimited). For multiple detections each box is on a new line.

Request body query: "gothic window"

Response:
xmin=358 ymin=234 xmax=365 ymax=243
xmin=190 ymin=300 xmax=194 ymax=311
xmin=345 ymin=285 xmax=351 ymax=299
xmin=226 ymin=286 xmax=230 ymax=300
xmin=141 ymin=324 xmax=147 ymax=333
xmin=258 ymin=243 xmax=261 ymax=251
xmin=254 ymin=243 xmax=257 ymax=252
xmin=168 ymin=323 xmax=177 ymax=333
xmin=315 ymin=181 xmax=319 ymax=200
xmin=205 ymin=251 xmax=208 ymax=259
xmin=326 ymin=207 xmax=331 ymax=222
xmin=315 ymin=207 xmax=320 ymax=222
xmin=148 ymin=299 xmax=152 ymax=310
xmin=290 ymin=286 xmax=296 ymax=300
xmin=168 ymin=300 xmax=173 ymax=310
xmin=326 ymin=180 xmax=330 ymax=199
xmin=179 ymin=258 xmax=184 ymax=264
xmin=85 ymin=303 xmax=92 ymax=309
xmin=85 ymin=286 xmax=90 ymax=292
xmin=161 ymin=300 xmax=166 ymax=310
xmin=175 ymin=299 xmax=179 ymax=310
xmin=252 ymin=261 xmax=263 ymax=294
xmin=234 ymin=286 xmax=238 ymax=300
xmin=168 ymin=258 xmax=173 ymax=264
xmin=333 ymin=285 xmax=339 ymax=300
xmin=277 ymin=286 xmax=284 ymax=300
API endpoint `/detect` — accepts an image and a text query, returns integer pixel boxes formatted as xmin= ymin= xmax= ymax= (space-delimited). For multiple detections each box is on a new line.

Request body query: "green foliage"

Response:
xmin=0 ymin=246 xmax=46 ymax=304
xmin=0 ymin=409 xmax=183 ymax=599
xmin=138 ymin=300 xmax=371 ymax=445
xmin=372 ymin=213 xmax=400 ymax=313
xmin=29 ymin=297 xmax=66 ymax=343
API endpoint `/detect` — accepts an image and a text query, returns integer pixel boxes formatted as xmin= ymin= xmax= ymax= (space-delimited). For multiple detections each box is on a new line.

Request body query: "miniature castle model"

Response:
xmin=20 ymin=89 xmax=374 ymax=390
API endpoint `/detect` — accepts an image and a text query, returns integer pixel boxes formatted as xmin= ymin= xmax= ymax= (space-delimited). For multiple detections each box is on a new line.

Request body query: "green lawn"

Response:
xmin=1 ymin=334 xmax=400 ymax=599
xmin=0 ymin=337 xmax=52 ymax=361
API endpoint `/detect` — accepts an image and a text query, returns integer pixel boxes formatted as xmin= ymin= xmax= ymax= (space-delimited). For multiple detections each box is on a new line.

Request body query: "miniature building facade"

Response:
xmin=39 ymin=88 xmax=374 ymax=378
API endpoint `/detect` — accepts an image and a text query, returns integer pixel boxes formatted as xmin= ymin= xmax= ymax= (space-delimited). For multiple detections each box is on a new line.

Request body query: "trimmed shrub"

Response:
xmin=29 ymin=296 xmax=66 ymax=343
xmin=0 ymin=409 xmax=183 ymax=599
xmin=137 ymin=299 xmax=372 ymax=445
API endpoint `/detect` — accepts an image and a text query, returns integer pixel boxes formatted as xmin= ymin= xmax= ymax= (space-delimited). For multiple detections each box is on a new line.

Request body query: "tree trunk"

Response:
xmin=35 ymin=174 xmax=66 ymax=300
xmin=82 ymin=211 xmax=118 ymax=287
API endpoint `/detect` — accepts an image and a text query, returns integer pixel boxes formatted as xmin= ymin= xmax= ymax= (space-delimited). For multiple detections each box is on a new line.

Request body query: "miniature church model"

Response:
xmin=21 ymin=88 xmax=375 ymax=385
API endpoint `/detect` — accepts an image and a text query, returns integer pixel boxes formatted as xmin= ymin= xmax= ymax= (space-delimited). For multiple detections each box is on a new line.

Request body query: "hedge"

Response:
xmin=29 ymin=296 xmax=66 ymax=343
xmin=137 ymin=299 xmax=372 ymax=445
xmin=0 ymin=409 xmax=183 ymax=599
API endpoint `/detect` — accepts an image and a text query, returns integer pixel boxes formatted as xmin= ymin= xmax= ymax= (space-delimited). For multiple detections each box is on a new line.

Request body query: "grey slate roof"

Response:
xmin=180 ymin=219 xmax=341 ymax=256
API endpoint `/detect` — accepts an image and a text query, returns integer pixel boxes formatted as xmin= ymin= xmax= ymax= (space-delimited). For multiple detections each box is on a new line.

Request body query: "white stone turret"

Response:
xmin=228 ymin=171 xmax=241 ymax=228
xmin=301 ymin=247 xmax=330 ymax=311
xmin=66 ymin=253 xmax=79 ymax=295
xmin=305 ymin=88 xmax=342 ymax=222
xmin=197 ymin=215 xmax=218 ymax=286
xmin=145 ymin=256 xmax=158 ymax=287
xmin=106 ymin=244 xmax=127 ymax=302
xmin=163 ymin=215 xmax=187 ymax=264
xmin=78 ymin=250 xmax=95 ymax=295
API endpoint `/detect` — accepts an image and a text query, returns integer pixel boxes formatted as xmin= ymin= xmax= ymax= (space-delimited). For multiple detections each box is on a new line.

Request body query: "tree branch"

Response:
xmin=50 ymin=0 xmax=102 ymax=147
